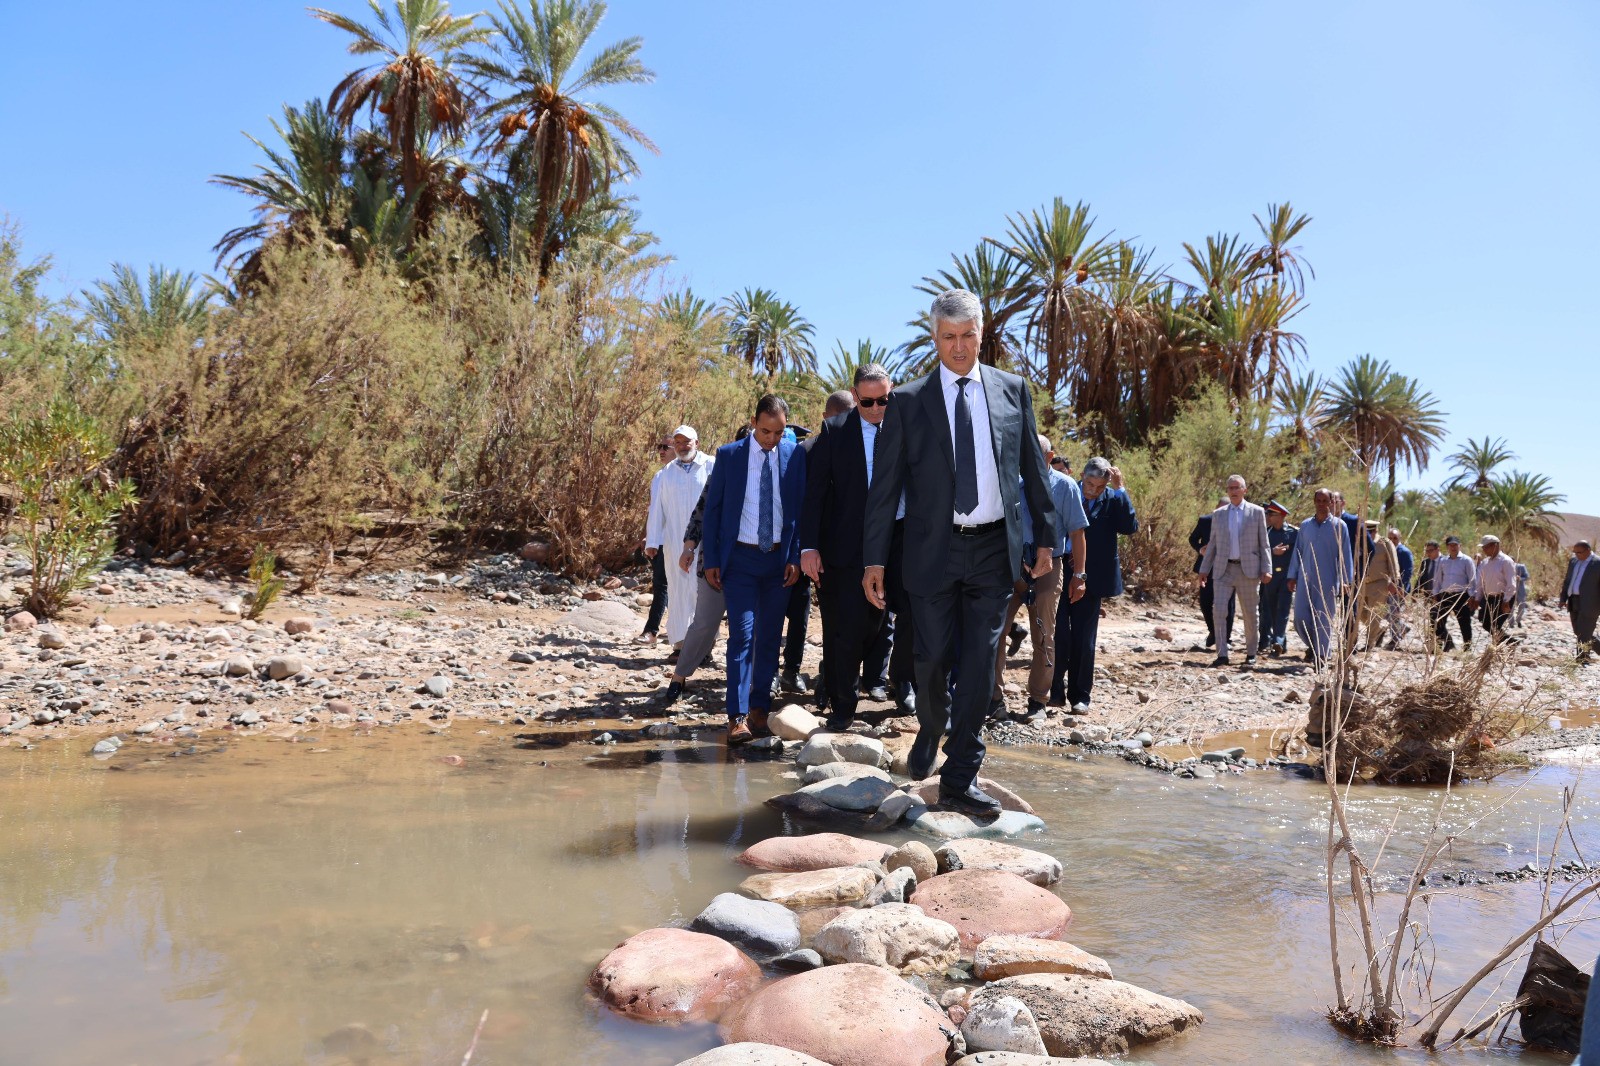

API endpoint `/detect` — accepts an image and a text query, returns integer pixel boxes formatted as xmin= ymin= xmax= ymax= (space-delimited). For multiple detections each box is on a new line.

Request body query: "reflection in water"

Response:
xmin=0 ymin=731 xmax=1595 ymax=1064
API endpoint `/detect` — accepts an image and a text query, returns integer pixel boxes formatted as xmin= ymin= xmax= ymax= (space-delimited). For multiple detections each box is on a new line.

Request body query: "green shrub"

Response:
xmin=245 ymin=545 xmax=286 ymax=620
xmin=0 ymin=403 xmax=137 ymax=618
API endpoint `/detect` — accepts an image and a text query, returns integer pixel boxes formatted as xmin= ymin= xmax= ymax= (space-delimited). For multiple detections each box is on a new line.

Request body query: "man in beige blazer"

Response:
xmin=1357 ymin=518 xmax=1402 ymax=650
xmin=1197 ymin=475 xmax=1272 ymax=666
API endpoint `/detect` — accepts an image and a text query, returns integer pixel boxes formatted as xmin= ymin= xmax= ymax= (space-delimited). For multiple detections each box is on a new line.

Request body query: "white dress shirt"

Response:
xmin=737 ymin=440 xmax=782 ymax=545
xmin=1571 ymin=556 xmax=1593 ymax=598
xmin=1473 ymin=553 xmax=1517 ymax=599
xmin=939 ymin=362 xmax=1003 ymax=524
xmin=861 ymin=418 xmax=905 ymax=520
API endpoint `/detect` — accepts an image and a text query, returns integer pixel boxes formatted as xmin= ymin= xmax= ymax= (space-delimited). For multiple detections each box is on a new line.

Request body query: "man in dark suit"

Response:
xmin=701 ymin=394 xmax=807 ymax=745
xmin=1188 ymin=501 xmax=1234 ymax=652
xmin=801 ymin=369 xmax=898 ymax=731
xmin=1259 ymin=500 xmax=1297 ymax=656
xmin=1561 ymin=540 xmax=1599 ymax=662
xmin=1052 ymin=457 xmax=1138 ymax=712
xmin=863 ymin=289 xmax=1055 ymax=815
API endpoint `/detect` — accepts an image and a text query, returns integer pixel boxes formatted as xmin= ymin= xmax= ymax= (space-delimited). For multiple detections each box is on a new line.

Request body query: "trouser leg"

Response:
xmin=1199 ymin=579 xmax=1216 ymax=644
xmin=862 ymin=604 xmax=892 ymax=688
xmin=885 ymin=522 xmax=915 ymax=695
xmin=939 ymin=530 xmax=1011 ymax=792
xmin=676 ymin=574 xmax=726 ymax=679
xmin=1065 ymin=593 xmax=1103 ymax=706
xmin=643 ymin=551 xmax=668 ymax=634
xmin=993 ymin=586 xmax=1027 ymax=700
xmin=1027 ymin=559 xmax=1063 ymax=703
xmin=782 ymin=577 xmax=811 ymax=675
xmin=722 ymin=560 xmax=759 ymax=720
xmin=818 ymin=567 xmax=875 ymax=721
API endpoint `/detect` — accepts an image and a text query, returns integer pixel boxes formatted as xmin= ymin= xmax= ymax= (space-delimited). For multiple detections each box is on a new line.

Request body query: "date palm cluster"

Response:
xmin=212 ymin=0 xmax=655 ymax=288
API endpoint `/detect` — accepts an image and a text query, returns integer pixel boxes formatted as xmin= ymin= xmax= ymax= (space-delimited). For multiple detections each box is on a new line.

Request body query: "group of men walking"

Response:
xmin=639 ymin=289 xmax=1138 ymax=815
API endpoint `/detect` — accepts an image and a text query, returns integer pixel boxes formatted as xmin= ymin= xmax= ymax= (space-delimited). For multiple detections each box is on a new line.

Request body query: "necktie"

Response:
xmin=758 ymin=449 xmax=774 ymax=552
xmin=954 ymin=378 xmax=978 ymax=515
xmin=865 ymin=425 xmax=876 ymax=486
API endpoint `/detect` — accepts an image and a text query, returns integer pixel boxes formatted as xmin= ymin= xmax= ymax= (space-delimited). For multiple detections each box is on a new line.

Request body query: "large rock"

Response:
xmin=283 ymin=616 xmax=315 ymax=635
xmin=801 ymin=762 xmax=893 ymax=786
xmin=721 ymin=963 xmax=954 ymax=1066
xmin=737 ymin=833 xmax=893 ymax=872
xmin=561 ymin=598 xmax=639 ymax=638
xmin=909 ymin=870 xmax=1071 ymax=951
xmin=796 ymin=775 xmax=897 ymax=812
xmin=907 ymin=808 xmax=1046 ymax=840
xmin=812 ymin=903 xmax=961 ymax=975
xmin=770 ymin=704 xmax=823 ymax=741
xmin=674 ymin=1044 xmax=832 ymax=1065
xmin=936 ymin=840 xmax=1062 ymax=886
xmin=960 ymin=995 xmax=1048 ymax=1055
xmin=4 ymin=610 xmax=37 ymax=633
xmin=741 ymin=867 xmax=877 ymax=908
xmin=691 ymin=893 xmax=802 ymax=956
xmin=588 ymin=927 xmax=762 ymax=1024
xmin=866 ymin=791 xmax=924 ymax=831
xmin=796 ymin=733 xmax=889 ymax=769
xmin=973 ymin=937 xmax=1112 ymax=981
xmin=265 ymin=655 xmax=303 ymax=681
xmin=887 ymin=841 xmax=939 ymax=882
xmin=766 ymin=792 xmax=872 ymax=828
xmin=908 ymin=777 xmax=1035 ymax=815
xmin=36 ymin=628 xmax=68 ymax=650
xmin=969 ymin=974 xmax=1202 ymax=1057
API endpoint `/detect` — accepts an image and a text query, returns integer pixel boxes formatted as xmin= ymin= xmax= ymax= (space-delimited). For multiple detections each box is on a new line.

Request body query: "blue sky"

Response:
xmin=3 ymin=1 xmax=1595 ymax=512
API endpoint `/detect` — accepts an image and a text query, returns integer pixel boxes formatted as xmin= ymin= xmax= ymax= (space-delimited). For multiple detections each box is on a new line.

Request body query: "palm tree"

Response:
xmin=472 ymin=0 xmax=657 ymax=280
xmin=83 ymin=265 xmax=211 ymax=350
xmin=1474 ymin=471 xmax=1565 ymax=550
xmin=310 ymin=0 xmax=489 ymax=213
xmin=909 ymin=243 xmax=1030 ymax=370
xmin=1080 ymin=242 xmax=1163 ymax=439
xmin=1244 ymin=203 xmax=1314 ymax=408
xmin=1274 ymin=371 xmax=1325 ymax=447
xmin=212 ymin=100 xmax=352 ymax=274
xmin=989 ymin=198 xmax=1104 ymax=407
xmin=722 ymin=288 xmax=816 ymax=379
xmin=654 ymin=289 xmax=722 ymax=336
xmin=1445 ymin=435 xmax=1517 ymax=492
xmin=1319 ymin=354 xmax=1447 ymax=510
xmin=812 ymin=339 xmax=891 ymax=394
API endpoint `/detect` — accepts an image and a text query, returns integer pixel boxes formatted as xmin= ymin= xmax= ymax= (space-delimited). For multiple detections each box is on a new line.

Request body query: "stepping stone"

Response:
xmin=906 ymin=777 xmax=1035 ymax=815
xmin=796 ymin=775 xmax=897 ymax=812
xmin=740 ymin=866 xmax=878 ymax=908
xmin=736 ymin=833 xmax=893 ymax=872
xmin=936 ymin=839 xmax=1062 ymax=886
xmin=973 ymin=936 xmax=1112 ymax=981
xmin=909 ymin=870 xmax=1071 ymax=951
xmin=812 ymin=902 xmax=961 ymax=975
xmin=675 ymin=1044 xmax=832 ymax=1065
xmin=796 ymin=733 xmax=888 ymax=769
xmin=907 ymin=808 xmax=1046 ymax=840
xmin=967 ymin=974 xmax=1202 ymax=1058
xmin=588 ymin=927 xmax=761 ymax=1023
xmin=690 ymin=892 xmax=802 ymax=956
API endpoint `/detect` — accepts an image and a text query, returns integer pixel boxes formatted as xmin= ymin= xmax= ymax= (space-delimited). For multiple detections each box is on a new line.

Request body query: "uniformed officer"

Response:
xmin=1259 ymin=499 xmax=1298 ymax=656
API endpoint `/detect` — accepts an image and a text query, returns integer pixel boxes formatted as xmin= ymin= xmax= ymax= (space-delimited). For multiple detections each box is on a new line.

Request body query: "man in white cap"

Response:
xmin=646 ymin=425 xmax=714 ymax=654
xmin=1470 ymin=534 xmax=1518 ymax=644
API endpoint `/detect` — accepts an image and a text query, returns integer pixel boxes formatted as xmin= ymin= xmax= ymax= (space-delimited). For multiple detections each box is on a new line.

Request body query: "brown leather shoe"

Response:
xmin=726 ymin=716 xmax=754 ymax=745
xmin=748 ymin=707 xmax=772 ymax=738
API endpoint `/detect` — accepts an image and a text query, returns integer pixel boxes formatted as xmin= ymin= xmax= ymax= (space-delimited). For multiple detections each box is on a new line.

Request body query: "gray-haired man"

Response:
xmin=1196 ymin=475 xmax=1272 ymax=666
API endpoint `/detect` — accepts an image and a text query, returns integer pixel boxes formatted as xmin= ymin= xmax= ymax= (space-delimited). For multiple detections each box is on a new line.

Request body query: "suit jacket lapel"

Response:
xmin=980 ymin=364 xmax=1007 ymax=464
xmin=920 ymin=370 xmax=956 ymax=475
xmin=849 ymin=410 xmax=869 ymax=493
xmin=729 ymin=437 xmax=750 ymax=525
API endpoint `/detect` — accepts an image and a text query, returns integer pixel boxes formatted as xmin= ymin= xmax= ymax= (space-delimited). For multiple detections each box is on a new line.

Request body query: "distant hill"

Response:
xmin=1554 ymin=512 xmax=1600 ymax=547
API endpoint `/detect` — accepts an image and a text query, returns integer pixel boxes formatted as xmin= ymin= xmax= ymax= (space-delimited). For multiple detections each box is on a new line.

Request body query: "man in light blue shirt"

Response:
xmin=994 ymin=436 xmax=1089 ymax=719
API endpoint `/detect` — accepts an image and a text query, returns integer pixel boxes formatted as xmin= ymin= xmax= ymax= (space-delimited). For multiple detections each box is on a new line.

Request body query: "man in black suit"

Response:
xmin=801 ymin=368 xmax=897 ymax=731
xmin=1561 ymin=540 xmax=1599 ymax=662
xmin=863 ymin=289 xmax=1055 ymax=815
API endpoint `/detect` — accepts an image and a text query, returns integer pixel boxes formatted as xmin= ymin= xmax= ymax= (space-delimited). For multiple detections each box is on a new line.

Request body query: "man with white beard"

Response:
xmin=646 ymin=425 xmax=714 ymax=654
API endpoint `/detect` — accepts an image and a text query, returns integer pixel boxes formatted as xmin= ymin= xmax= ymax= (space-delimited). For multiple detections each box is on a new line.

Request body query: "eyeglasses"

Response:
xmin=857 ymin=396 xmax=889 ymax=408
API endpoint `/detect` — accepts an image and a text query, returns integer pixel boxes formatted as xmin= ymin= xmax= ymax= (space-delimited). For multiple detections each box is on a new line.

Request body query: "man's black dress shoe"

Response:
xmin=862 ymin=685 xmax=890 ymax=702
xmin=662 ymin=681 xmax=684 ymax=706
xmin=824 ymin=715 xmax=853 ymax=733
xmin=938 ymin=782 xmax=1002 ymax=816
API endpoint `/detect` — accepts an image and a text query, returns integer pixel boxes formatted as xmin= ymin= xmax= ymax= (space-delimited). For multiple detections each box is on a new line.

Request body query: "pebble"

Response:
xmin=37 ymin=629 xmax=68 ymax=650
xmin=266 ymin=657 xmax=303 ymax=682
xmin=422 ymin=675 xmax=453 ymax=698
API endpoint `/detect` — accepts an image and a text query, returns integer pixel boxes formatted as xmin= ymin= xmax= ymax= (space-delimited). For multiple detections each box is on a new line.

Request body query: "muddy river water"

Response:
xmin=1 ymin=728 xmax=1596 ymax=1065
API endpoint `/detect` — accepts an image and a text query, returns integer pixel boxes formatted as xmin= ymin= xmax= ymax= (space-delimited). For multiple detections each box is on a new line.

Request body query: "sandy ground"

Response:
xmin=3 ymin=545 xmax=1597 ymax=764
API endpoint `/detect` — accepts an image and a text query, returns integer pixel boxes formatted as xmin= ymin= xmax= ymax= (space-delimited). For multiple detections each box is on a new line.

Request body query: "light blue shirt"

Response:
xmin=737 ymin=441 xmax=781 ymax=545
xmin=861 ymin=417 xmax=905 ymax=520
xmin=1436 ymin=553 xmax=1477 ymax=593
xmin=1019 ymin=470 xmax=1087 ymax=556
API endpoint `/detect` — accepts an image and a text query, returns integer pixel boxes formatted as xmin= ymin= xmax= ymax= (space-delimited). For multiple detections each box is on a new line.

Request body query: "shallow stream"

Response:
xmin=1 ymin=728 xmax=1596 ymax=1064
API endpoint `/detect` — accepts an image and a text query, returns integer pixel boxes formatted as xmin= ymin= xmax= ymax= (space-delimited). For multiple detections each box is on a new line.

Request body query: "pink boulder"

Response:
xmin=284 ymin=617 xmax=315 ymax=635
xmin=907 ymin=776 xmax=1034 ymax=815
xmin=519 ymin=540 xmax=551 ymax=564
xmin=909 ymin=869 xmax=1071 ymax=951
xmin=736 ymin=832 xmax=894 ymax=872
xmin=5 ymin=610 xmax=37 ymax=633
xmin=722 ymin=963 xmax=952 ymax=1066
xmin=588 ymin=927 xmax=762 ymax=1024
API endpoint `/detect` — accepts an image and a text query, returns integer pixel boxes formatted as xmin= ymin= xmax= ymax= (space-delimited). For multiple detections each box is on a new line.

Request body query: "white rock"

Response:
xmin=795 ymin=732 xmax=889 ymax=769
xmin=961 ymin=995 xmax=1049 ymax=1055
xmin=769 ymin=703 xmax=822 ymax=740
xmin=812 ymin=902 xmax=961 ymax=975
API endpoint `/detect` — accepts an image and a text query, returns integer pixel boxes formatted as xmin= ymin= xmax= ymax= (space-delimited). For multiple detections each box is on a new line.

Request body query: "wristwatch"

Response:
xmin=1073 ymin=572 xmax=1087 ymax=581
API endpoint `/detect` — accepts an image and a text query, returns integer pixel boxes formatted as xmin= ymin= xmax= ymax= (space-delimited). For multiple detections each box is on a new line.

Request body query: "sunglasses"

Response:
xmin=857 ymin=396 xmax=889 ymax=407
xmin=655 ymin=443 xmax=674 ymax=451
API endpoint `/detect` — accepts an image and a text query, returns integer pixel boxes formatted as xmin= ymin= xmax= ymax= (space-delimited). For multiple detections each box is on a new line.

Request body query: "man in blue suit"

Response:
xmin=702 ymin=394 xmax=807 ymax=745
xmin=1051 ymin=457 xmax=1138 ymax=712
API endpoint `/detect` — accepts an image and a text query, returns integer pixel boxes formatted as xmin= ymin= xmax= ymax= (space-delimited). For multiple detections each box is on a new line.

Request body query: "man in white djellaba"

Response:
xmin=647 ymin=425 xmax=714 ymax=652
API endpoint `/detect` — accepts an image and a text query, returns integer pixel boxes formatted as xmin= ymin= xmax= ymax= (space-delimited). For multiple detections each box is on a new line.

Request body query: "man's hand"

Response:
xmin=1469 ymin=597 xmax=1480 ymax=609
xmin=705 ymin=567 xmax=722 ymax=592
xmin=1108 ymin=466 xmax=1123 ymax=490
xmin=1029 ymin=546 xmax=1053 ymax=579
xmin=800 ymin=549 xmax=823 ymax=583
xmin=783 ymin=564 xmax=800 ymax=588
xmin=643 ymin=545 xmax=658 ymax=560
xmin=1259 ymin=572 xmax=1272 ymax=585
xmin=1195 ymin=573 xmax=1207 ymax=589
xmin=678 ymin=549 xmax=694 ymax=573
xmin=1068 ymin=575 xmax=1086 ymax=603
xmin=1273 ymin=543 xmax=1289 ymax=555
xmin=1287 ymin=578 xmax=1297 ymax=594
xmin=863 ymin=565 xmax=886 ymax=609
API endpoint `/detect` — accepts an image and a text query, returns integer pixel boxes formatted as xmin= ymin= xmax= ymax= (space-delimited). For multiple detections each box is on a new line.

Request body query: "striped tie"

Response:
xmin=758 ymin=449 xmax=775 ymax=552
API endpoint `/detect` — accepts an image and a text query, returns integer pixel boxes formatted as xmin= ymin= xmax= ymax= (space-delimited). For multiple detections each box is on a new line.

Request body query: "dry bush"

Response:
xmin=110 ymin=241 xmax=451 ymax=579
